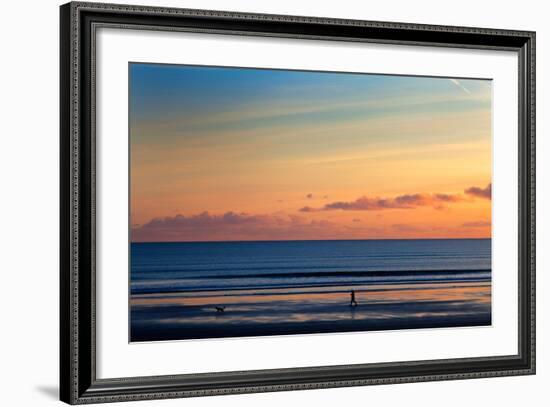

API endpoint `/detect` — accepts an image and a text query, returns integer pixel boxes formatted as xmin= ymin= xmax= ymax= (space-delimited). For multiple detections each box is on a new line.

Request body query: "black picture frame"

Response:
xmin=60 ymin=1 xmax=536 ymax=404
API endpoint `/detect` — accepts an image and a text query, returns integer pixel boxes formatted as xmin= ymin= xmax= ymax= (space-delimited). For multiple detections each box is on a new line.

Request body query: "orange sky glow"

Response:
xmin=130 ymin=64 xmax=492 ymax=242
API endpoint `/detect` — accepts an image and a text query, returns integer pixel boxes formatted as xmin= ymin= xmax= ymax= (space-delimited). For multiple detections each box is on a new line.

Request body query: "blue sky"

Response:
xmin=129 ymin=62 xmax=492 ymax=242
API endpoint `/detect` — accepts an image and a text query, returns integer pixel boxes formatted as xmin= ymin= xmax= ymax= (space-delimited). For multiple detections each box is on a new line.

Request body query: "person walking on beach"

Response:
xmin=350 ymin=290 xmax=358 ymax=307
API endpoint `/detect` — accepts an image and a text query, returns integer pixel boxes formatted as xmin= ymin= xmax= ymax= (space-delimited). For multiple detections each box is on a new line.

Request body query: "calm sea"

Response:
xmin=130 ymin=239 xmax=491 ymax=341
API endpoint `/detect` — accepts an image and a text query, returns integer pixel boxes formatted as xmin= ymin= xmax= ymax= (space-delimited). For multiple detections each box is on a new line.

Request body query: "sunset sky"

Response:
xmin=130 ymin=63 xmax=492 ymax=242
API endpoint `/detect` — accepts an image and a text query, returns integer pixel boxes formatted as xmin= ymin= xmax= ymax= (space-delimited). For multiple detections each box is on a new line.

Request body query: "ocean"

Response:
xmin=130 ymin=239 xmax=491 ymax=342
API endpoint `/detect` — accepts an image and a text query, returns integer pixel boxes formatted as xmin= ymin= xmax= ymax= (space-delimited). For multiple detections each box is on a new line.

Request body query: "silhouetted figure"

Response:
xmin=215 ymin=306 xmax=226 ymax=313
xmin=350 ymin=290 xmax=358 ymax=307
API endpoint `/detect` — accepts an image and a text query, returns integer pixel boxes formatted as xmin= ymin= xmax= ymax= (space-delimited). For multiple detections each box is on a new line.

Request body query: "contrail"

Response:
xmin=449 ymin=78 xmax=471 ymax=94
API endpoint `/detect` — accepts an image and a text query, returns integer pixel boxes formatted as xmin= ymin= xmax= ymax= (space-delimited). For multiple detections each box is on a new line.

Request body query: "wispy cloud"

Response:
xmin=391 ymin=223 xmax=424 ymax=233
xmin=300 ymin=192 xmax=465 ymax=212
xmin=131 ymin=205 xmax=492 ymax=242
xmin=465 ymin=183 xmax=491 ymax=200
xmin=299 ymin=183 xmax=492 ymax=214
xmin=462 ymin=221 xmax=491 ymax=228
xmin=132 ymin=211 xmax=372 ymax=242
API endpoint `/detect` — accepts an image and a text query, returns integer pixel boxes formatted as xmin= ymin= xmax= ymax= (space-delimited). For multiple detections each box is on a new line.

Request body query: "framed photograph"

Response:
xmin=60 ymin=1 xmax=535 ymax=404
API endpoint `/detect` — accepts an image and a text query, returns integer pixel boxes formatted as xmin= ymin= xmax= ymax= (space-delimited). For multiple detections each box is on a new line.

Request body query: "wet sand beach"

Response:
xmin=131 ymin=280 xmax=491 ymax=341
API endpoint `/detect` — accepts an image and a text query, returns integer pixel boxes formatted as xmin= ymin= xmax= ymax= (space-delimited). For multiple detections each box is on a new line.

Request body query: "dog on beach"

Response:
xmin=215 ymin=306 xmax=226 ymax=313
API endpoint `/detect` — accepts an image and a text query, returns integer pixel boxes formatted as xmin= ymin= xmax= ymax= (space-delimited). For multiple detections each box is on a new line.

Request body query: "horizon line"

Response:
xmin=130 ymin=237 xmax=491 ymax=244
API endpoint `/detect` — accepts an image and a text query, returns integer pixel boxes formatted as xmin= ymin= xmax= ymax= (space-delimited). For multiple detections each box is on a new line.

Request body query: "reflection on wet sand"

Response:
xmin=131 ymin=281 xmax=491 ymax=341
